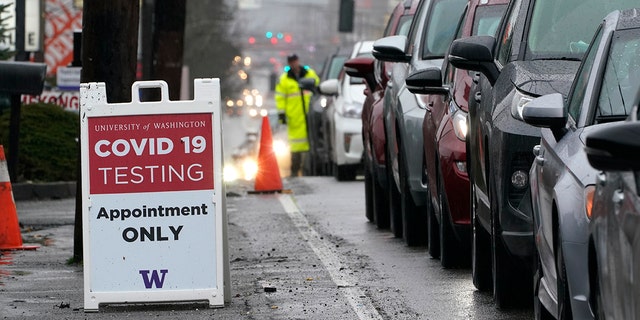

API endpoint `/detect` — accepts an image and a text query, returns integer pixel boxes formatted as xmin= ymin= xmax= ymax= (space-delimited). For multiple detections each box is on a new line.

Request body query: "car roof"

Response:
xmin=614 ymin=7 xmax=640 ymax=30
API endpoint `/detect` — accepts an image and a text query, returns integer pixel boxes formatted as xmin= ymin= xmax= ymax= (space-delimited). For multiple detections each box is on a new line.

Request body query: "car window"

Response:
xmin=527 ymin=0 xmax=637 ymax=60
xmin=496 ymin=0 xmax=523 ymax=66
xmin=397 ymin=15 xmax=413 ymax=37
xmin=422 ymin=0 xmax=467 ymax=58
xmin=596 ymin=28 xmax=640 ymax=119
xmin=406 ymin=0 xmax=428 ymax=55
xmin=567 ymin=25 xmax=603 ymax=122
xmin=327 ymin=56 xmax=347 ymax=80
xmin=443 ymin=5 xmax=468 ymax=85
xmin=473 ymin=5 xmax=508 ymax=38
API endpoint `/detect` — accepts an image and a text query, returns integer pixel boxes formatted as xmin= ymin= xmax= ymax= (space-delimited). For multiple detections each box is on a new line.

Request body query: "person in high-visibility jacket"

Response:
xmin=275 ymin=54 xmax=320 ymax=177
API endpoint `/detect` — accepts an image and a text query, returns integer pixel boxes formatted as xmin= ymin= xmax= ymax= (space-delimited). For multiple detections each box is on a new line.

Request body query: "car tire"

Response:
xmin=399 ymin=147 xmax=427 ymax=246
xmin=364 ymin=163 xmax=375 ymax=223
xmin=426 ymin=171 xmax=440 ymax=258
xmin=372 ymin=168 xmax=390 ymax=229
xmin=533 ymin=238 xmax=554 ymax=320
xmin=334 ymin=163 xmax=357 ymax=181
xmin=471 ymin=177 xmax=491 ymax=291
xmin=387 ymin=147 xmax=403 ymax=238
xmin=556 ymin=233 xmax=573 ymax=320
xmin=439 ymin=171 xmax=467 ymax=268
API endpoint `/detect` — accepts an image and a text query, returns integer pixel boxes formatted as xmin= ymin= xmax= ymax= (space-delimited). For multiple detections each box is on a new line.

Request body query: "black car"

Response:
xmin=448 ymin=0 xmax=633 ymax=308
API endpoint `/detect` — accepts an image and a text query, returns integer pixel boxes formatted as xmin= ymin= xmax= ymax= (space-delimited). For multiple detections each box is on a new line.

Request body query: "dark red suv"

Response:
xmin=406 ymin=0 xmax=508 ymax=267
xmin=345 ymin=0 xmax=418 ymax=228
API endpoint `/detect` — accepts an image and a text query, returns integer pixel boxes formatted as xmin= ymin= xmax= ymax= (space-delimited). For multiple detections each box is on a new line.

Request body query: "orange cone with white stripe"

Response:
xmin=0 ymin=145 xmax=38 ymax=250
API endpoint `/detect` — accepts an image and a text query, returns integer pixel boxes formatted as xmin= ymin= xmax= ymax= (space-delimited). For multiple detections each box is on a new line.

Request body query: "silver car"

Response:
xmin=523 ymin=8 xmax=640 ymax=320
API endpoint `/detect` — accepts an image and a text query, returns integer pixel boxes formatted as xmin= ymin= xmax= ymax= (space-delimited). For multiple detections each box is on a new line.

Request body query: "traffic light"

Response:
xmin=339 ymin=0 xmax=354 ymax=32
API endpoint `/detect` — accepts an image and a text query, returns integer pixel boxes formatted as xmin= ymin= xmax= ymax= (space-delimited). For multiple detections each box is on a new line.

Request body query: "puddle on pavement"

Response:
xmin=0 ymin=252 xmax=14 ymax=285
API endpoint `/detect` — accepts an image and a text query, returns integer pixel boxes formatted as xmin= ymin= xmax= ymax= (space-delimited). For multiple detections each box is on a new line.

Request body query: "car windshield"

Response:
xmin=596 ymin=28 xmax=640 ymax=119
xmin=473 ymin=5 xmax=507 ymax=37
xmin=527 ymin=0 xmax=637 ymax=60
xmin=421 ymin=0 xmax=467 ymax=58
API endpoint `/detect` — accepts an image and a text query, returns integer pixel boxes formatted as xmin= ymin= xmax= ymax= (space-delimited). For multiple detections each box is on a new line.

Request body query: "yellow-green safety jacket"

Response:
xmin=275 ymin=67 xmax=320 ymax=152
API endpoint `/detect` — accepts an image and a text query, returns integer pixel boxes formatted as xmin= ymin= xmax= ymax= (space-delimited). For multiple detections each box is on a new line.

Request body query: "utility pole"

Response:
xmin=74 ymin=0 xmax=140 ymax=261
xmin=151 ymin=0 xmax=186 ymax=100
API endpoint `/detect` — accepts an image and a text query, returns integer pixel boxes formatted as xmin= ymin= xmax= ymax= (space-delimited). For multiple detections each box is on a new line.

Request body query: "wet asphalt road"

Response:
xmin=1 ymin=177 xmax=533 ymax=319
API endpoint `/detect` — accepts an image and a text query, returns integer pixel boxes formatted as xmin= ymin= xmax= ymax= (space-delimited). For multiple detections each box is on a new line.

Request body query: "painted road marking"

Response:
xmin=278 ymin=194 xmax=383 ymax=320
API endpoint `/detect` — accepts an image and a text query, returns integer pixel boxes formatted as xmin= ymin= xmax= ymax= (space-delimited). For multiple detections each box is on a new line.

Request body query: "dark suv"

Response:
xmin=448 ymin=0 xmax=627 ymax=308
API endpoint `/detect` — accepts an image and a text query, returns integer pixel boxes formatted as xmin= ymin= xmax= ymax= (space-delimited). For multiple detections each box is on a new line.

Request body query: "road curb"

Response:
xmin=12 ymin=181 xmax=76 ymax=201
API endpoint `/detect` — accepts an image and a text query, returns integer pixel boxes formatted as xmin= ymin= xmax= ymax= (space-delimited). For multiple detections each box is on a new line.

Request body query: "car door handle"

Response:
xmin=535 ymin=155 xmax=545 ymax=166
xmin=474 ymin=92 xmax=482 ymax=103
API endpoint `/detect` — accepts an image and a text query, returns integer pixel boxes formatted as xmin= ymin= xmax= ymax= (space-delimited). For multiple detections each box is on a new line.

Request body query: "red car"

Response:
xmin=346 ymin=0 xmax=418 ymax=229
xmin=411 ymin=0 xmax=508 ymax=267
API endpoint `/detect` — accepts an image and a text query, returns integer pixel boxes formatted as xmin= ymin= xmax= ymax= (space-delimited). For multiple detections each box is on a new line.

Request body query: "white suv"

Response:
xmin=319 ymin=40 xmax=373 ymax=181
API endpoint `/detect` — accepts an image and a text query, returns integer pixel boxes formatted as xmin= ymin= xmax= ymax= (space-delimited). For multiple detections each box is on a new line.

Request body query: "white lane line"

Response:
xmin=277 ymin=194 xmax=383 ymax=320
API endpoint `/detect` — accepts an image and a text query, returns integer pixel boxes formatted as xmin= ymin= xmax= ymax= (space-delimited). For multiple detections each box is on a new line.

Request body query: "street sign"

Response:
xmin=80 ymin=79 xmax=229 ymax=312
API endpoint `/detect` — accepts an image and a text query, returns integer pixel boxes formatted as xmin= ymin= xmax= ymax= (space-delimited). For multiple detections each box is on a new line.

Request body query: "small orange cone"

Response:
xmin=0 ymin=145 xmax=38 ymax=251
xmin=252 ymin=115 xmax=283 ymax=193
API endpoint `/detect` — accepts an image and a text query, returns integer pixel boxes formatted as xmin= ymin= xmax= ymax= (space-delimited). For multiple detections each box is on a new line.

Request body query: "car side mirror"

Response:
xmin=586 ymin=114 xmax=640 ymax=171
xmin=448 ymin=36 xmax=498 ymax=85
xmin=344 ymin=57 xmax=376 ymax=92
xmin=318 ymin=79 xmax=339 ymax=96
xmin=373 ymin=35 xmax=411 ymax=63
xmin=299 ymin=77 xmax=317 ymax=92
xmin=522 ymin=93 xmax=567 ymax=140
xmin=405 ymin=67 xmax=447 ymax=95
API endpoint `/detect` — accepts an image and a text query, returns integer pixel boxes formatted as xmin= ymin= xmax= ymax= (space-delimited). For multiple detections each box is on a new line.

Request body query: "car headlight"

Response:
xmin=337 ymin=101 xmax=363 ymax=118
xmin=510 ymin=90 xmax=534 ymax=121
xmin=452 ymin=110 xmax=468 ymax=141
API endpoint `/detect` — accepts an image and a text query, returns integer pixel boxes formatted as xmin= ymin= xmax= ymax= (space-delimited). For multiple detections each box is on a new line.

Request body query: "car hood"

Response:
xmin=509 ymin=60 xmax=581 ymax=97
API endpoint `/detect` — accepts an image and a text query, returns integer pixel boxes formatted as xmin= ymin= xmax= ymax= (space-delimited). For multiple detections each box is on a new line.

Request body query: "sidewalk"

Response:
xmin=1 ymin=178 xmax=361 ymax=319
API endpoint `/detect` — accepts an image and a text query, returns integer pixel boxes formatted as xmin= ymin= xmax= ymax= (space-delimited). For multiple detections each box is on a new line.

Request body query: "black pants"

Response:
xmin=290 ymin=151 xmax=307 ymax=177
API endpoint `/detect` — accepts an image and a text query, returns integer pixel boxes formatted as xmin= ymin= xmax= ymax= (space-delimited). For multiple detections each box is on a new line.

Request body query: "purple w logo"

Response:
xmin=139 ymin=269 xmax=168 ymax=289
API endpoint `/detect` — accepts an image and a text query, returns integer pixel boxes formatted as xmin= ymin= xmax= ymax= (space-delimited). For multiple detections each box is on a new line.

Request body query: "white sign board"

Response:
xmin=80 ymin=79 xmax=228 ymax=312
xmin=24 ymin=0 xmax=42 ymax=52
xmin=0 ymin=0 xmax=16 ymax=52
xmin=57 ymin=66 xmax=81 ymax=91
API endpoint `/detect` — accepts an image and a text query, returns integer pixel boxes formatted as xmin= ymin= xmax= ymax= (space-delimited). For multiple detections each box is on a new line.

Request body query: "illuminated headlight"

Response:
xmin=511 ymin=170 xmax=528 ymax=189
xmin=320 ymin=97 xmax=328 ymax=108
xmin=248 ymin=108 xmax=258 ymax=117
xmin=338 ymin=102 xmax=363 ymax=118
xmin=223 ymin=165 xmax=239 ymax=182
xmin=452 ymin=111 xmax=468 ymax=141
xmin=272 ymin=139 xmax=290 ymax=158
xmin=242 ymin=158 xmax=258 ymax=181
xmin=510 ymin=90 xmax=533 ymax=121
xmin=259 ymin=108 xmax=268 ymax=117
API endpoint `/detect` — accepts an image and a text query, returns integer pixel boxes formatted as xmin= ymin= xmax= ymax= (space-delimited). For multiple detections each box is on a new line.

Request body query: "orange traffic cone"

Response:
xmin=252 ymin=115 xmax=283 ymax=193
xmin=0 ymin=145 xmax=38 ymax=251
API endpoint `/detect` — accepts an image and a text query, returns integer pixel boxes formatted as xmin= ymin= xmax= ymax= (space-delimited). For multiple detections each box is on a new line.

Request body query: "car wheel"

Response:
xmin=387 ymin=147 xmax=402 ymax=238
xmin=471 ymin=176 xmax=491 ymax=291
xmin=364 ymin=163 xmax=374 ymax=222
xmin=334 ymin=163 xmax=356 ymax=181
xmin=439 ymin=171 xmax=467 ymax=268
xmin=399 ymin=147 xmax=427 ymax=246
xmin=556 ymin=234 xmax=573 ymax=319
xmin=426 ymin=165 xmax=440 ymax=258
xmin=372 ymin=168 xmax=390 ymax=229
xmin=533 ymin=237 xmax=554 ymax=320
